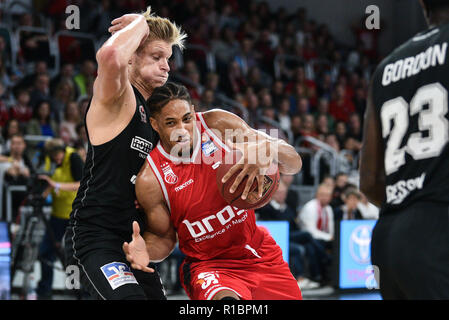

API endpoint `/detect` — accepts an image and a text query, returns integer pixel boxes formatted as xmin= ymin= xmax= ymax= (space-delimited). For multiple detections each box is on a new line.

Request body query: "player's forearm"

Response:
xmin=97 ymin=16 xmax=148 ymax=68
xmin=143 ymin=231 xmax=177 ymax=263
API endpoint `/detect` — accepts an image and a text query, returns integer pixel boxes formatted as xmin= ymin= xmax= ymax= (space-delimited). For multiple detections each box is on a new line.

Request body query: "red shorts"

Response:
xmin=180 ymin=229 xmax=302 ymax=300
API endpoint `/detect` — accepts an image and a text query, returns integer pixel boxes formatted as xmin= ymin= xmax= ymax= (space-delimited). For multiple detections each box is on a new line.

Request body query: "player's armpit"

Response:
xmin=135 ymin=161 xmax=177 ymax=261
xmin=360 ymin=84 xmax=386 ymax=207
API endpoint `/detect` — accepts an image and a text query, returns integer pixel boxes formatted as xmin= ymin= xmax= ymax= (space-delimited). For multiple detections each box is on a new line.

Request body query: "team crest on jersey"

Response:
xmin=139 ymin=105 xmax=147 ymax=123
xmin=161 ymin=162 xmax=178 ymax=184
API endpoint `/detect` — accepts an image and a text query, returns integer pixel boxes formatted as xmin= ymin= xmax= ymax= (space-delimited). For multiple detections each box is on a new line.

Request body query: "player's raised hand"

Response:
xmin=122 ymin=221 xmax=154 ymax=273
xmin=222 ymin=139 xmax=275 ymax=200
xmin=108 ymin=14 xmax=146 ymax=35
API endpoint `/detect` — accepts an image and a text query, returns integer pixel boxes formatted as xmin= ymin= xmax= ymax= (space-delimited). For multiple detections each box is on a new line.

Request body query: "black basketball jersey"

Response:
xmin=371 ymin=23 xmax=449 ymax=214
xmin=71 ymin=86 xmax=159 ymax=234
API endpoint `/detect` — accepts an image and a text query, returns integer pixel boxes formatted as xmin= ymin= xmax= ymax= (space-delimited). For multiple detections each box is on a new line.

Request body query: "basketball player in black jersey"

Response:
xmin=63 ymin=7 xmax=186 ymax=299
xmin=360 ymin=0 xmax=449 ymax=299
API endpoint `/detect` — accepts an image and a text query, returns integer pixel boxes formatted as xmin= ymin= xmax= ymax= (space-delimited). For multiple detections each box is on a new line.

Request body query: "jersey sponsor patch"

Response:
xmin=130 ymin=136 xmax=153 ymax=155
xmin=100 ymin=262 xmax=138 ymax=290
xmin=201 ymin=139 xmax=218 ymax=156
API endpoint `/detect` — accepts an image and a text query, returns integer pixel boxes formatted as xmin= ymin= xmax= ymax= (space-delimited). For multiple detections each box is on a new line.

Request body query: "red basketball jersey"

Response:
xmin=146 ymin=112 xmax=264 ymax=261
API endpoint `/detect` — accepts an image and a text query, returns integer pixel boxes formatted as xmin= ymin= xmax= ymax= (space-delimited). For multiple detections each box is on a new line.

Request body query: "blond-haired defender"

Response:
xmin=64 ymin=8 xmax=186 ymax=300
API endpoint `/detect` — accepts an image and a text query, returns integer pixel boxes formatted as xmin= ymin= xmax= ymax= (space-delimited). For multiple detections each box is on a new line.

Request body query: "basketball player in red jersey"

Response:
xmin=123 ymin=82 xmax=303 ymax=300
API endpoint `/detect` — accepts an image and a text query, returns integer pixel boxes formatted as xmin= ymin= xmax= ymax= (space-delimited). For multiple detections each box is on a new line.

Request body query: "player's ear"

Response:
xmin=150 ymin=116 xmax=160 ymax=134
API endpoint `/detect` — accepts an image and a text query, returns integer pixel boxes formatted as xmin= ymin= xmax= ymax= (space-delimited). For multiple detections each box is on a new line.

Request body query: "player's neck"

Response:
xmin=428 ymin=10 xmax=449 ymax=28
xmin=130 ymin=78 xmax=153 ymax=101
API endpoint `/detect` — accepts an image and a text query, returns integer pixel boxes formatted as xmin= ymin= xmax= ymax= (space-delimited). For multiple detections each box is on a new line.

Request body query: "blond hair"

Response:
xmin=141 ymin=6 xmax=187 ymax=50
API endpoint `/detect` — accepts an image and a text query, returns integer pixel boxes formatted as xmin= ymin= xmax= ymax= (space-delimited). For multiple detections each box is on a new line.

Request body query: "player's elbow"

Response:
xmin=96 ymin=46 xmax=125 ymax=72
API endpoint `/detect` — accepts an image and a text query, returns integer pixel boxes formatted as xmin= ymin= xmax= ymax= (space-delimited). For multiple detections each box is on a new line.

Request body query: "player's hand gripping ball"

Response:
xmin=216 ymin=149 xmax=280 ymax=210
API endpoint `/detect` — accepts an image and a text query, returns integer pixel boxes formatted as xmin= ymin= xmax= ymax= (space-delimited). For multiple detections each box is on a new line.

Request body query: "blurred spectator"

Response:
xmin=315 ymin=114 xmax=329 ymax=136
xmin=18 ymin=14 xmax=51 ymax=64
xmin=347 ymin=113 xmax=363 ymax=144
xmin=9 ymin=89 xmax=32 ymax=124
xmin=1 ymin=134 xmax=32 ymax=221
xmin=211 ymin=27 xmax=240 ymax=65
xmin=59 ymin=102 xmax=81 ymax=147
xmin=51 ymin=78 xmax=76 ymax=122
xmin=0 ymin=53 xmax=15 ymax=90
xmin=74 ymin=122 xmax=88 ymax=162
xmin=300 ymin=114 xmax=318 ymax=142
xmin=357 ymin=192 xmax=380 ymax=220
xmin=16 ymin=60 xmax=48 ymax=91
xmin=298 ymin=184 xmax=335 ymax=245
xmin=26 ymin=100 xmax=58 ymax=160
xmin=36 ymin=138 xmax=83 ymax=299
xmin=296 ymin=97 xmax=310 ymax=117
xmin=0 ymin=96 xmax=8 ymax=128
xmin=225 ymin=61 xmax=246 ymax=95
xmin=329 ymin=84 xmax=356 ymax=123
xmin=2 ymin=119 xmax=22 ymax=153
xmin=234 ymin=36 xmax=258 ymax=76
xmin=271 ymin=80 xmax=285 ymax=107
xmin=204 ymin=72 xmax=220 ymax=94
xmin=353 ymin=85 xmax=367 ymax=122
xmin=333 ymin=187 xmax=363 ymax=221
xmin=50 ymin=63 xmax=77 ymax=96
xmin=325 ymin=134 xmax=340 ymax=152
xmin=186 ymin=70 xmax=203 ymax=101
xmin=277 ymin=98 xmax=291 ymax=132
xmin=199 ymin=89 xmax=216 ymax=111
xmin=290 ymin=114 xmax=302 ymax=142
xmin=314 ymin=98 xmax=335 ymax=133
xmin=317 ymin=73 xmax=334 ymax=100
xmin=330 ymin=172 xmax=349 ymax=209
xmin=29 ymin=73 xmax=51 ymax=109
xmin=74 ymin=60 xmax=96 ymax=97
xmin=335 ymin=120 xmax=348 ymax=149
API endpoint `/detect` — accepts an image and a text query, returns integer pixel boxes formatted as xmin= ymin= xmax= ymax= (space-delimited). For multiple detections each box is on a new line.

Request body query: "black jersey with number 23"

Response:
xmin=371 ymin=23 xmax=449 ymax=214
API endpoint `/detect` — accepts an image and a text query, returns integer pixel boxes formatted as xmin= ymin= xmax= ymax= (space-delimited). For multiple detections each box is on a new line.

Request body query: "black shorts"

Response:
xmin=371 ymin=201 xmax=449 ymax=299
xmin=63 ymin=222 xmax=166 ymax=300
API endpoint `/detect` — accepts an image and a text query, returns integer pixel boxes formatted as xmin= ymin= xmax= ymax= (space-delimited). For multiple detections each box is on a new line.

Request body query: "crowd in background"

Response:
xmin=0 ymin=0 xmax=383 ymax=293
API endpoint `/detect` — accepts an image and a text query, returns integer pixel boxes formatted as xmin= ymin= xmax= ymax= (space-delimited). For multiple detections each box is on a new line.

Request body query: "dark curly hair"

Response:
xmin=147 ymin=82 xmax=192 ymax=117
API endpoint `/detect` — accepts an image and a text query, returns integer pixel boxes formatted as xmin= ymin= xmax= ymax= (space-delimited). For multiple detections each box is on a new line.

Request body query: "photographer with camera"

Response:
xmin=35 ymin=138 xmax=84 ymax=299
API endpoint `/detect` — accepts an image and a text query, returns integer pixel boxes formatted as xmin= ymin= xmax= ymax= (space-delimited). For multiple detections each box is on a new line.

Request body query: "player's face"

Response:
xmin=153 ymin=99 xmax=196 ymax=157
xmin=131 ymin=40 xmax=172 ymax=89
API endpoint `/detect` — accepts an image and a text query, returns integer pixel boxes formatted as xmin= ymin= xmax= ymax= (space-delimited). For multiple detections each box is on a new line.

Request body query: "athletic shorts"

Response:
xmin=180 ymin=229 xmax=302 ymax=300
xmin=371 ymin=201 xmax=449 ymax=299
xmin=64 ymin=222 xmax=166 ymax=300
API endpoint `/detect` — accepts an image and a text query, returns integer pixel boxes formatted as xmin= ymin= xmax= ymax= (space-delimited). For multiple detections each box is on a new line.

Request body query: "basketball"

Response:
xmin=216 ymin=149 xmax=280 ymax=210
